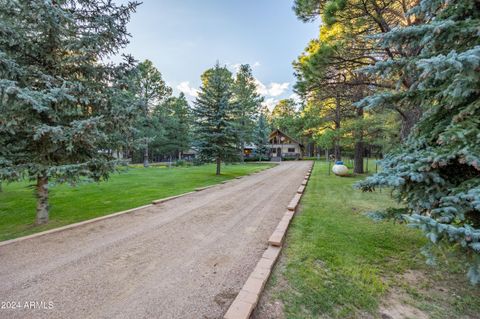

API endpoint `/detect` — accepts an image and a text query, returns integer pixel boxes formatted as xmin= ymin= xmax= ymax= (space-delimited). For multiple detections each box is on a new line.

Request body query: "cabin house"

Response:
xmin=243 ymin=143 xmax=256 ymax=158
xmin=268 ymin=129 xmax=303 ymax=161
xmin=181 ymin=148 xmax=198 ymax=161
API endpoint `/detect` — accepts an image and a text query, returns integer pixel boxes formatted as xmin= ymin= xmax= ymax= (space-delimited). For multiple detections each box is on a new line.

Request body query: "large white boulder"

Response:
xmin=332 ymin=161 xmax=348 ymax=176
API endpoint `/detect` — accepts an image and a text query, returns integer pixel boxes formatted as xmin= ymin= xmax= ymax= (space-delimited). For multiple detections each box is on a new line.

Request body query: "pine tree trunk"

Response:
xmin=216 ymin=157 xmax=221 ymax=175
xmin=239 ymin=119 xmax=245 ymax=163
xmin=239 ymin=141 xmax=245 ymax=163
xmin=334 ymin=143 xmax=341 ymax=161
xmin=399 ymin=107 xmax=422 ymax=140
xmin=354 ymin=108 xmax=364 ymax=174
xmin=240 ymin=141 xmax=245 ymax=163
xmin=36 ymin=175 xmax=49 ymax=225
xmin=354 ymin=140 xmax=364 ymax=174
xmin=143 ymin=138 xmax=149 ymax=167
xmin=334 ymin=96 xmax=342 ymax=161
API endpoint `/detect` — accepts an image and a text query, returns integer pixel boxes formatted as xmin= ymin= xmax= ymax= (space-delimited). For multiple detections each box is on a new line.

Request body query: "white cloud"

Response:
xmin=254 ymin=79 xmax=290 ymax=97
xmin=254 ymin=78 xmax=268 ymax=96
xmin=227 ymin=61 xmax=261 ymax=73
xmin=289 ymin=93 xmax=301 ymax=103
xmin=231 ymin=63 xmax=242 ymax=72
xmin=176 ymin=81 xmax=198 ymax=98
xmin=262 ymin=98 xmax=279 ymax=111
xmin=268 ymin=82 xmax=290 ymax=97
xmin=175 ymin=75 xmax=289 ymax=107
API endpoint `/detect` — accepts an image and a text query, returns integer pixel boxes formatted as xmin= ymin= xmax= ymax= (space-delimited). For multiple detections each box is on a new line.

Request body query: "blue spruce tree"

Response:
xmin=255 ymin=112 xmax=270 ymax=161
xmin=0 ymin=1 xmax=140 ymax=224
xmin=193 ymin=63 xmax=239 ymax=175
xmin=356 ymin=0 xmax=480 ymax=283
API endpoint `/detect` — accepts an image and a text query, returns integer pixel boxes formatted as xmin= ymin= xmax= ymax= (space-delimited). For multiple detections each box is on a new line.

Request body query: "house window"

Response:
xmin=288 ymin=148 xmax=295 ymax=153
xmin=271 ymin=148 xmax=276 ymax=153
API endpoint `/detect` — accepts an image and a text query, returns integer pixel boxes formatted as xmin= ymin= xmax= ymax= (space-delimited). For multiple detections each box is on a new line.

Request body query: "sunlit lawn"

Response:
xmin=0 ymin=163 xmax=273 ymax=241
xmin=261 ymin=161 xmax=480 ymax=319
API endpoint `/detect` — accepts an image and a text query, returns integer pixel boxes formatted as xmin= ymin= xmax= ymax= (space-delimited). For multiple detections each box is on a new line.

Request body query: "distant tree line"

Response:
xmin=126 ymin=59 xmax=192 ymax=167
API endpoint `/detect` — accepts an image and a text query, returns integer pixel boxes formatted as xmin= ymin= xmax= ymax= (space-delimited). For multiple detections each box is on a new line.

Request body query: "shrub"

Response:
xmin=192 ymin=158 xmax=204 ymax=166
xmin=244 ymin=156 xmax=271 ymax=162
xmin=175 ymin=160 xmax=186 ymax=167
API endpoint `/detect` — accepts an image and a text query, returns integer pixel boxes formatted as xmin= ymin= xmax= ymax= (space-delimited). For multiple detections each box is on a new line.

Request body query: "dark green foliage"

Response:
xmin=294 ymin=0 xmax=422 ymax=142
xmin=356 ymin=0 xmax=480 ymax=283
xmin=0 ymin=0 xmax=140 ymax=223
xmin=130 ymin=59 xmax=172 ymax=166
xmin=192 ymin=63 xmax=239 ymax=175
xmin=154 ymin=93 xmax=192 ymax=158
xmin=364 ymin=207 xmax=408 ymax=223
xmin=232 ymin=64 xmax=263 ymax=158
xmin=270 ymin=99 xmax=300 ymax=135
xmin=174 ymin=159 xmax=187 ymax=167
xmin=134 ymin=59 xmax=172 ymax=113
xmin=128 ymin=61 xmax=193 ymax=164
xmin=254 ymin=112 xmax=270 ymax=160
xmin=244 ymin=156 xmax=271 ymax=162
xmin=192 ymin=157 xmax=205 ymax=166
xmin=293 ymin=0 xmax=322 ymax=22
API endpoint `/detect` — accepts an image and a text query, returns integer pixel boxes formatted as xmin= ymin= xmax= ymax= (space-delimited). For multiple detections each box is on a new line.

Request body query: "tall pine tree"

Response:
xmin=270 ymin=99 xmax=300 ymax=136
xmin=255 ymin=112 xmax=270 ymax=161
xmin=193 ymin=63 xmax=238 ymax=175
xmin=293 ymin=0 xmax=422 ymax=139
xmin=155 ymin=93 xmax=192 ymax=159
xmin=132 ymin=59 xmax=172 ymax=167
xmin=232 ymin=64 xmax=263 ymax=161
xmin=356 ymin=0 xmax=480 ymax=283
xmin=0 ymin=0 xmax=140 ymax=224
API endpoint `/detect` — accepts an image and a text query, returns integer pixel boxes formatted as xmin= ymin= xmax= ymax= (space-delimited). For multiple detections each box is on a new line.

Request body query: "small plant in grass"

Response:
xmin=174 ymin=160 xmax=187 ymax=167
xmin=192 ymin=158 xmax=205 ymax=166
xmin=364 ymin=207 xmax=407 ymax=223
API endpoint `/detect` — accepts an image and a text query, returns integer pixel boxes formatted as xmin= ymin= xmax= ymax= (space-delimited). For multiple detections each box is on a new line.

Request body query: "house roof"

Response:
xmin=269 ymin=129 xmax=302 ymax=146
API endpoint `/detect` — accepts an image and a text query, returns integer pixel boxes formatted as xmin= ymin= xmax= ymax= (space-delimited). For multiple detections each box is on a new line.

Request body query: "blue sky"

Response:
xmin=113 ymin=0 xmax=319 ymax=109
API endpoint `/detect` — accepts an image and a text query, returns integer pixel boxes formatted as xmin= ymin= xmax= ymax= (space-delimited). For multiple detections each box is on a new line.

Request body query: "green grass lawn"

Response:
xmin=0 ymin=163 xmax=273 ymax=241
xmin=260 ymin=161 xmax=480 ymax=319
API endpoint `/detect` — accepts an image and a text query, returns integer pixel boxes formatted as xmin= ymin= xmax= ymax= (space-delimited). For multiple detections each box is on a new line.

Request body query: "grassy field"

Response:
xmin=0 ymin=163 xmax=273 ymax=241
xmin=257 ymin=161 xmax=480 ymax=319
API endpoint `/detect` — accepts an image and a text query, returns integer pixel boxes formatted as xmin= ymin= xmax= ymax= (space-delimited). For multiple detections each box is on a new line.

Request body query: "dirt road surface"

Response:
xmin=0 ymin=161 xmax=311 ymax=319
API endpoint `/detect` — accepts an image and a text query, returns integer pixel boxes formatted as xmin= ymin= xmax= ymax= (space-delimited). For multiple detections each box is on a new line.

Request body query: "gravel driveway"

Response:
xmin=0 ymin=161 xmax=310 ymax=319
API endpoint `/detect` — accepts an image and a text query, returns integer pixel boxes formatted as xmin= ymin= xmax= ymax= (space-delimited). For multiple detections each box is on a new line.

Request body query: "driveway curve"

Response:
xmin=0 ymin=161 xmax=311 ymax=319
